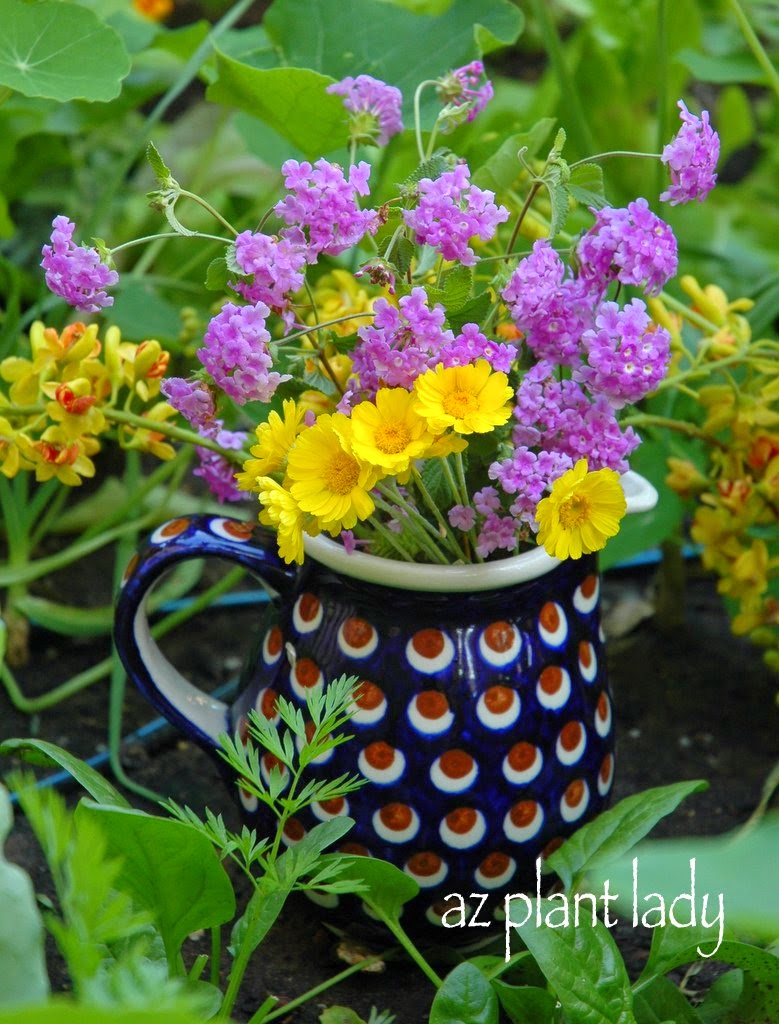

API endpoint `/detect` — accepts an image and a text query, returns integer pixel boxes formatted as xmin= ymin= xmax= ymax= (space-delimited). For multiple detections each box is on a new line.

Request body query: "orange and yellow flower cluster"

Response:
xmin=0 ymin=321 xmax=175 ymax=485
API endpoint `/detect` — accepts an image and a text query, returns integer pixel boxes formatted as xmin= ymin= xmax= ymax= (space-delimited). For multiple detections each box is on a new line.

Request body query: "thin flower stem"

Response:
xmin=621 ymin=412 xmax=728 ymax=449
xmin=102 ymin=408 xmax=247 ymax=464
xmin=178 ymin=189 xmax=240 ymax=237
xmin=367 ymin=515 xmax=418 ymax=562
xmin=110 ymin=231 xmax=231 ymax=257
xmin=727 ymin=0 xmax=779 ymax=99
xmin=410 ymin=465 xmax=468 ymax=560
xmin=413 ymin=80 xmax=438 ymax=163
xmin=568 ymin=150 xmax=662 ymax=169
xmin=657 ymin=290 xmax=720 ymax=333
xmin=506 ymin=180 xmax=542 ymax=258
xmin=373 ymin=490 xmax=449 ymax=563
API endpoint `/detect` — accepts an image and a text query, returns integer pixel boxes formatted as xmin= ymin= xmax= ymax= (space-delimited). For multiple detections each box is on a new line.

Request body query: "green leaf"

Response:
xmin=334 ymin=855 xmax=419 ymax=922
xmin=146 ymin=141 xmax=173 ymax=186
xmin=491 ymin=980 xmax=557 ymax=1024
xmin=229 ymin=875 xmax=289 ymax=961
xmin=274 ymin=817 xmax=355 ymax=886
xmin=515 ymin=908 xmax=637 ymax=1024
xmin=319 ymin=1009 xmax=367 ymax=1024
xmin=206 ymin=256 xmax=230 ymax=292
xmin=569 ymin=162 xmax=608 ymax=209
xmin=471 ymin=121 xmax=556 ymax=192
xmin=633 ymin=977 xmax=701 ymax=1024
xmin=545 ymin=780 xmax=707 ymax=891
xmin=447 ymin=291 xmax=492 ymax=336
xmin=207 ymin=55 xmax=345 ymax=159
xmin=1 ymin=740 xmax=130 ymax=807
xmin=442 ymin=264 xmax=473 ymax=312
xmin=697 ymin=971 xmax=743 ymax=1024
xmin=0 ymin=0 xmax=131 ymax=101
xmin=0 ymin=786 xmax=49 ymax=1007
xmin=263 ymin=0 xmax=521 ymax=116
xmin=0 ymin=1006 xmax=220 ymax=1024
xmin=430 ymin=962 xmax=499 ymax=1024
xmin=674 ymin=48 xmax=766 ymax=84
xmin=75 ymin=803 xmax=235 ymax=965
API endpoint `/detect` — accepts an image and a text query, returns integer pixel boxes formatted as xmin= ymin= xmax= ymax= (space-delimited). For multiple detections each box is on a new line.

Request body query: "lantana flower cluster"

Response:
xmin=36 ymin=64 xmax=721 ymax=565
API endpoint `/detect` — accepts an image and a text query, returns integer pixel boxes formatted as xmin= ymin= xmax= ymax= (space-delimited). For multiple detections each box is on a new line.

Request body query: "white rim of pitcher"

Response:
xmin=302 ymin=470 xmax=658 ymax=593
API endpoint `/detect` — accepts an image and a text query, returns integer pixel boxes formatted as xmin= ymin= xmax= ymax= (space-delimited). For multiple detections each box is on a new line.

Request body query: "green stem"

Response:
xmin=85 ymin=0 xmax=257 ymax=235
xmin=374 ymin=486 xmax=451 ymax=564
xmin=410 ymin=466 xmax=468 ymax=560
xmin=365 ymin=516 xmax=417 ymax=562
xmin=210 ymin=927 xmax=221 ymax=989
xmin=506 ymin=180 xmax=542 ymax=258
xmin=110 ymin=231 xmax=231 ymax=258
xmin=657 ymin=290 xmax=721 ymax=333
xmin=257 ymin=950 xmax=395 ymax=1024
xmin=379 ymin=913 xmax=443 ymax=988
xmin=529 ymin=0 xmax=597 ymax=155
xmin=656 ymin=0 xmax=669 ymax=200
xmin=621 ymin=412 xmax=728 ymax=448
xmin=568 ymin=150 xmax=662 ymax=169
xmin=103 ymin=407 xmax=246 ymax=464
xmin=178 ymin=189 xmax=240 ymax=237
xmin=727 ymin=0 xmax=779 ymax=99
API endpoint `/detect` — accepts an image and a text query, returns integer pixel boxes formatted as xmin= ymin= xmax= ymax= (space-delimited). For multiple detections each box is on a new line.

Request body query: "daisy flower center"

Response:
xmin=324 ymin=450 xmax=361 ymax=494
xmin=374 ymin=422 xmax=411 ymax=454
xmin=558 ymin=493 xmax=591 ymax=529
xmin=443 ymin=388 xmax=479 ymax=419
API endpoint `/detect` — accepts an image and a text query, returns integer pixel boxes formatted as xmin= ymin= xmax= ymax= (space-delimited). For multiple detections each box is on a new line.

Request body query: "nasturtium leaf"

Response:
xmin=75 ymin=803 xmax=235 ymax=964
xmin=262 ymin=0 xmax=521 ymax=118
xmin=0 ymin=787 xmax=49 ymax=1006
xmin=516 ymin=908 xmax=637 ymax=1024
xmin=674 ymin=48 xmax=766 ymax=85
xmin=0 ymin=740 xmax=130 ymax=807
xmin=545 ymin=780 xmax=707 ymax=891
xmin=429 ymin=962 xmax=499 ymax=1024
xmin=0 ymin=0 xmax=130 ymax=101
xmin=207 ymin=56 xmax=346 ymax=158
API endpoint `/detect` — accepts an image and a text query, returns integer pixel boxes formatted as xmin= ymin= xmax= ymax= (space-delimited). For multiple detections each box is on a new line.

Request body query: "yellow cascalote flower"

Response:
xmin=413 ymin=360 xmax=513 ymax=435
xmin=286 ymin=414 xmax=381 ymax=534
xmin=237 ymin=399 xmax=306 ymax=492
xmin=350 ymin=388 xmax=433 ymax=474
xmin=535 ymin=459 xmax=627 ymax=560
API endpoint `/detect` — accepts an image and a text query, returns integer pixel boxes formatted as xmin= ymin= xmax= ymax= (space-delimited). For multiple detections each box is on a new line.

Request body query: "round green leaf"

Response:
xmin=0 ymin=0 xmax=130 ymax=101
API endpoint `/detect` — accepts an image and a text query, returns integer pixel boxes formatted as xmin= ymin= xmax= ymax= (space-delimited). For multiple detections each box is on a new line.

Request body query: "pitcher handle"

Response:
xmin=114 ymin=514 xmax=297 ymax=750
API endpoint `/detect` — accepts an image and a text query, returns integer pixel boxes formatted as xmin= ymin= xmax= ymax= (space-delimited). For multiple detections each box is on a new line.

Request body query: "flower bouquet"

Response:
xmin=19 ymin=64 xmax=719 ymax=569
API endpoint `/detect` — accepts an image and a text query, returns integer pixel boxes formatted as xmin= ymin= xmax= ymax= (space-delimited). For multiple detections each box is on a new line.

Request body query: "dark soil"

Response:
xmin=3 ymin=559 xmax=778 ymax=1022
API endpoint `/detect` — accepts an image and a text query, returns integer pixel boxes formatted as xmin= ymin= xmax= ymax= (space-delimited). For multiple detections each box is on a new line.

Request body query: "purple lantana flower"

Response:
xmin=403 ymin=163 xmax=509 ymax=267
xmin=232 ymin=230 xmax=308 ymax=310
xmin=327 ymin=74 xmax=404 ymax=146
xmin=198 ymin=301 xmax=290 ymax=406
xmin=437 ymin=61 xmax=494 ymax=124
xmin=274 ymin=159 xmax=379 ymax=258
xmin=41 ymin=216 xmax=119 ymax=313
xmin=160 ymin=377 xmax=215 ymax=430
xmin=194 ymin=422 xmax=249 ymax=504
xmin=577 ymin=199 xmax=678 ymax=297
xmin=660 ymin=100 xmax=719 ymax=205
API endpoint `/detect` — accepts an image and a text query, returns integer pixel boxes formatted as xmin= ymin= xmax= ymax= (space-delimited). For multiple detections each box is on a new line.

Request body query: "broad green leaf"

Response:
xmin=208 ymin=56 xmax=345 ymax=158
xmin=0 ymin=0 xmax=131 ymax=101
xmin=334 ymin=855 xmax=419 ymax=922
xmin=75 ymin=803 xmax=235 ymax=964
xmin=569 ymin=162 xmax=608 ymax=209
xmin=381 ymin=0 xmax=453 ymax=13
xmin=590 ymin=816 xmax=779 ymax=946
xmin=206 ymin=256 xmax=230 ymax=292
xmin=516 ymin=907 xmax=637 ymax=1024
xmin=0 ymin=786 xmax=49 ymax=1006
xmin=471 ymin=121 xmax=556 ymax=192
xmin=633 ymin=977 xmax=701 ymax=1024
xmin=545 ymin=780 xmax=707 ymax=891
xmin=442 ymin=264 xmax=473 ymax=312
xmin=228 ymin=875 xmax=288 ymax=961
xmin=697 ymin=971 xmax=744 ymax=1024
xmin=674 ymin=48 xmax=766 ymax=85
xmin=1 ymin=740 xmax=130 ymax=807
xmin=447 ymin=291 xmax=492 ymax=336
xmin=263 ymin=0 xmax=521 ymax=117
xmin=429 ymin=962 xmax=499 ymax=1024
xmin=715 ymin=86 xmax=755 ymax=164
xmin=491 ymin=980 xmax=557 ymax=1024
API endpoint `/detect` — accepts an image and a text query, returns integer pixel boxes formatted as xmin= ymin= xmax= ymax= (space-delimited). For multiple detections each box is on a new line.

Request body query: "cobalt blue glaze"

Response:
xmin=115 ymin=513 xmax=615 ymax=931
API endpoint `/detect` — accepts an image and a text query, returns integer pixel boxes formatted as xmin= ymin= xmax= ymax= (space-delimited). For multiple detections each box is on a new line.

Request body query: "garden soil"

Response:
xmin=3 ymin=559 xmax=778 ymax=1022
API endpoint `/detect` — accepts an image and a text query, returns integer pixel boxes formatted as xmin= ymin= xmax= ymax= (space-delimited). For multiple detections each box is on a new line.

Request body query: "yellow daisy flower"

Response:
xmin=287 ymin=414 xmax=380 ymax=534
xmin=237 ymin=399 xmax=306 ymax=492
xmin=350 ymin=388 xmax=433 ymax=474
xmin=535 ymin=459 xmax=627 ymax=560
xmin=413 ymin=360 xmax=513 ymax=435
xmin=256 ymin=477 xmax=308 ymax=565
